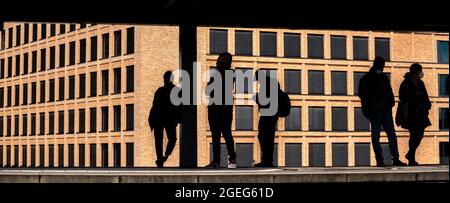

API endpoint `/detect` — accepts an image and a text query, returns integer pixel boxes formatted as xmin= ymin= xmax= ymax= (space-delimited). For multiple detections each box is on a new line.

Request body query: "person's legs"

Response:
xmin=221 ymin=111 xmax=236 ymax=162
xmin=370 ymin=110 xmax=384 ymax=165
xmin=164 ymin=124 xmax=178 ymax=158
xmin=208 ymin=110 xmax=221 ymax=166
xmin=381 ymin=110 xmax=400 ymax=161
xmin=407 ymin=127 xmax=424 ymax=165
xmin=257 ymin=116 xmax=267 ymax=163
xmin=262 ymin=116 xmax=277 ymax=164
xmin=153 ymin=127 xmax=164 ymax=167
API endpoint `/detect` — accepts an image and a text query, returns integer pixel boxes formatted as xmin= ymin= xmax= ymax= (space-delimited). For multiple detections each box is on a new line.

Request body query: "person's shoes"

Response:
xmin=393 ymin=160 xmax=407 ymax=166
xmin=408 ymin=160 xmax=419 ymax=166
xmin=155 ymin=159 xmax=164 ymax=168
xmin=254 ymin=162 xmax=274 ymax=167
xmin=376 ymin=161 xmax=385 ymax=167
xmin=206 ymin=161 xmax=220 ymax=169
xmin=227 ymin=160 xmax=237 ymax=169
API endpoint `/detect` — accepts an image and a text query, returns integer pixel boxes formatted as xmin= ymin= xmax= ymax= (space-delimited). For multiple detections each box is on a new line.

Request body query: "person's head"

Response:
xmin=373 ymin=57 xmax=385 ymax=73
xmin=216 ymin=52 xmax=233 ymax=70
xmin=163 ymin=71 xmax=173 ymax=85
xmin=409 ymin=63 xmax=424 ymax=79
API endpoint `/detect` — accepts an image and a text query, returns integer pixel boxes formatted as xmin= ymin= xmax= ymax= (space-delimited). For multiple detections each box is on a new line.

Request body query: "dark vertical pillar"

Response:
xmin=179 ymin=23 xmax=197 ymax=168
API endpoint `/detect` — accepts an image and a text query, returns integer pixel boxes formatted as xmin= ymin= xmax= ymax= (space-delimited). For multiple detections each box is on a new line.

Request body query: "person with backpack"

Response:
xmin=358 ymin=57 xmax=406 ymax=167
xmin=148 ymin=71 xmax=182 ymax=168
xmin=254 ymin=69 xmax=290 ymax=167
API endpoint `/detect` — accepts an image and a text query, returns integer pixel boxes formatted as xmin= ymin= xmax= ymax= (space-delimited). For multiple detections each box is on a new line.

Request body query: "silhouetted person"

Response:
xmin=206 ymin=52 xmax=237 ymax=169
xmin=148 ymin=71 xmax=181 ymax=168
xmin=358 ymin=57 xmax=406 ymax=167
xmin=254 ymin=70 xmax=280 ymax=167
xmin=396 ymin=63 xmax=431 ymax=166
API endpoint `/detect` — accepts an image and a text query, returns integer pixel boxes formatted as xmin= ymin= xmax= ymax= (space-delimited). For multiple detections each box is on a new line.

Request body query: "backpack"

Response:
xmin=277 ymin=89 xmax=291 ymax=117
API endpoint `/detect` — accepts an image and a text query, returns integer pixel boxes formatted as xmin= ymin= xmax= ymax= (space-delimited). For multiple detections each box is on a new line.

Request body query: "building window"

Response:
xmin=332 ymin=107 xmax=348 ymax=131
xmin=22 ymin=84 xmax=28 ymax=105
xmin=58 ymin=111 xmax=64 ymax=134
xmin=58 ymin=77 xmax=65 ymax=101
xmin=331 ymin=35 xmax=347 ymax=59
xmin=90 ymin=144 xmax=96 ymax=167
xmin=39 ymin=112 xmax=45 ymax=135
xmin=355 ymin=143 xmax=371 ymax=166
xmin=59 ymin=24 xmax=66 ymax=34
xmin=309 ymin=107 xmax=324 ymax=131
xmin=101 ymin=143 xmax=108 ymax=167
xmin=90 ymin=36 xmax=97 ymax=61
xmin=48 ymin=145 xmax=54 ymax=167
xmin=234 ymin=143 xmax=253 ymax=168
xmin=8 ymin=27 xmax=13 ymax=48
xmin=79 ymin=24 xmax=86 ymax=29
xmin=308 ymin=70 xmax=324 ymax=95
xmin=284 ymin=33 xmax=301 ymax=58
xmin=126 ymin=65 xmax=134 ymax=92
xmin=69 ymin=41 xmax=75 ymax=65
xmin=331 ymin=143 xmax=349 ymax=167
xmin=285 ymin=107 xmax=301 ymax=131
xmin=331 ymin=71 xmax=347 ymax=95
xmin=7 ymin=86 xmax=11 ymax=107
xmin=32 ymin=24 xmax=38 ymax=42
xmin=113 ymin=105 xmax=121 ymax=132
xmin=0 ymin=58 xmax=4 ymax=78
xmin=14 ymin=145 xmax=19 ymax=167
xmin=126 ymin=143 xmax=134 ymax=167
xmin=235 ymin=30 xmax=252 ymax=56
xmin=235 ymin=106 xmax=253 ymax=130
xmin=15 ymin=55 xmax=20 ymax=76
xmin=354 ymin=107 xmax=370 ymax=131
xmin=7 ymin=57 xmax=12 ymax=78
xmin=353 ymin=72 xmax=365 ymax=95
xmin=260 ymin=32 xmax=277 ymax=57
xmin=58 ymin=144 xmax=64 ymax=167
xmin=23 ymin=53 xmax=28 ymax=75
xmin=49 ymin=79 xmax=55 ymax=102
xmin=209 ymin=29 xmax=227 ymax=54
xmin=50 ymin=24 xmax=56 ymax=37
xmin=68 ymin=76 xmax=75 ymax=100
xmin=0 ymin=145 xmax=3 ymax=166
xmin=438 ymin=74 xmax=449 ymax=97
xmin=309 ymin=143 xmax=325 ymax=167
xmin=102 ymin=33 xmax=110 ymax=59
xmin=114 ymin=30 xmax=122 ymax=57
xmin=439 ymin=108 xmax=449 ymax=130
xmin=16 ymin=25 xmax=21 ymax=46
xmin=284 ymin=70 xmax=301 ymax=94
xmin=14 ymin=85 xmax=20 ymax=106
xmin=0 ymin=116 xmax=3 ymax=137
xmin=440 ymin=142 xmax=449 ymax=165
xmin=79 ymin=109 xmax=85 ymax=133
xmin=40 ymin=48 xmax=46 ymax=71
xmin=353 ymin=37 xmax=368 ymax=60
xmin=39 ymin=80 xmax=45 ymax=103
xmin=22 ymin=114 xmax=27 ymax=136
xmin=14 ymin=115 xmax=19 ymax=137
xmin=126 ymin=27 xmax=134 ymax=54
xmin=285 ymin=143 xmax=302 ymax=167
xmin=101 ymin=106 xmax=108 ymax=132
xmin=0 ymin=87 xmax=3 ymax=108
xmin=31 ymin=51 xmax=37 ymax=73
xmin=79 ymin=144 xmax=85 ymax=168
xmin=89 ymin=108 xmax=97 ymax=133
xmin=6 ymin=145 xmax=11 ymax=167
xmin=49 ymin=46 xmax=55 ymax=69
xmin=126 ymin=104 xmax=134 ymax=131
xmin=41 ymin=24 xmax=46 ymax=40
xmin=1 ymin=29 xmax=5 ymax=50
xmin=375 ymin=38 xmax=390 ymax=61
xmin=68 ymin=110 xmax=75 ymax=134
xmin=59 ymin=44 xmax=65 ymax=67
xmin=113 ymin=68 xmax=121 ymax=94
xmin=48 ymin=112 xmax=54 ymax=135
xmin=102 ymin=70 xmax=109 ymax=96
xmin=114 ymin=143 xmax=121 ymax=168
xmin=79 ymin=39 xmax=86 ymax=64
xmin=30 ymin=145 xmax=36 ymax=167
xmin=30 ymin=113 xmax=36 ymax=136
xmin=38 ymin=144 xmax=45 ymax=167
xmin=437 ymin=41 xmax=449 ymax=64
xmin=90 ymin=72 xmax=97 ymax=97
xmin=69 ymin=24 xmax=76 ymax=32
xmin=307 ymin=34 xmax=324 ymax=59
xmin=235 ymin=68 xmax=253 ymax=94
xmin=79 ymin=74 xmax=86 ymax=99
xmin=68 ymin=144 xmax=74 ymax=167
xmin=7 ymin=116 xmax=11 ymax=137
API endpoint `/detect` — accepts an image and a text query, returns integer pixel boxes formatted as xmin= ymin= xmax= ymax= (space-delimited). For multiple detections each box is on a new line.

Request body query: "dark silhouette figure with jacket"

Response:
xmin=148 ymin=71 xmax=181 ymax=168
xmin=396 ymin=63 xmax=431 ymax=166
xmin=206 ymin=52 xmax=237 ymax=169
xmin=358 ymin=57 xmax=406 ymax=167
xmin=254 ymin=70 xmax=280 ymax=167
